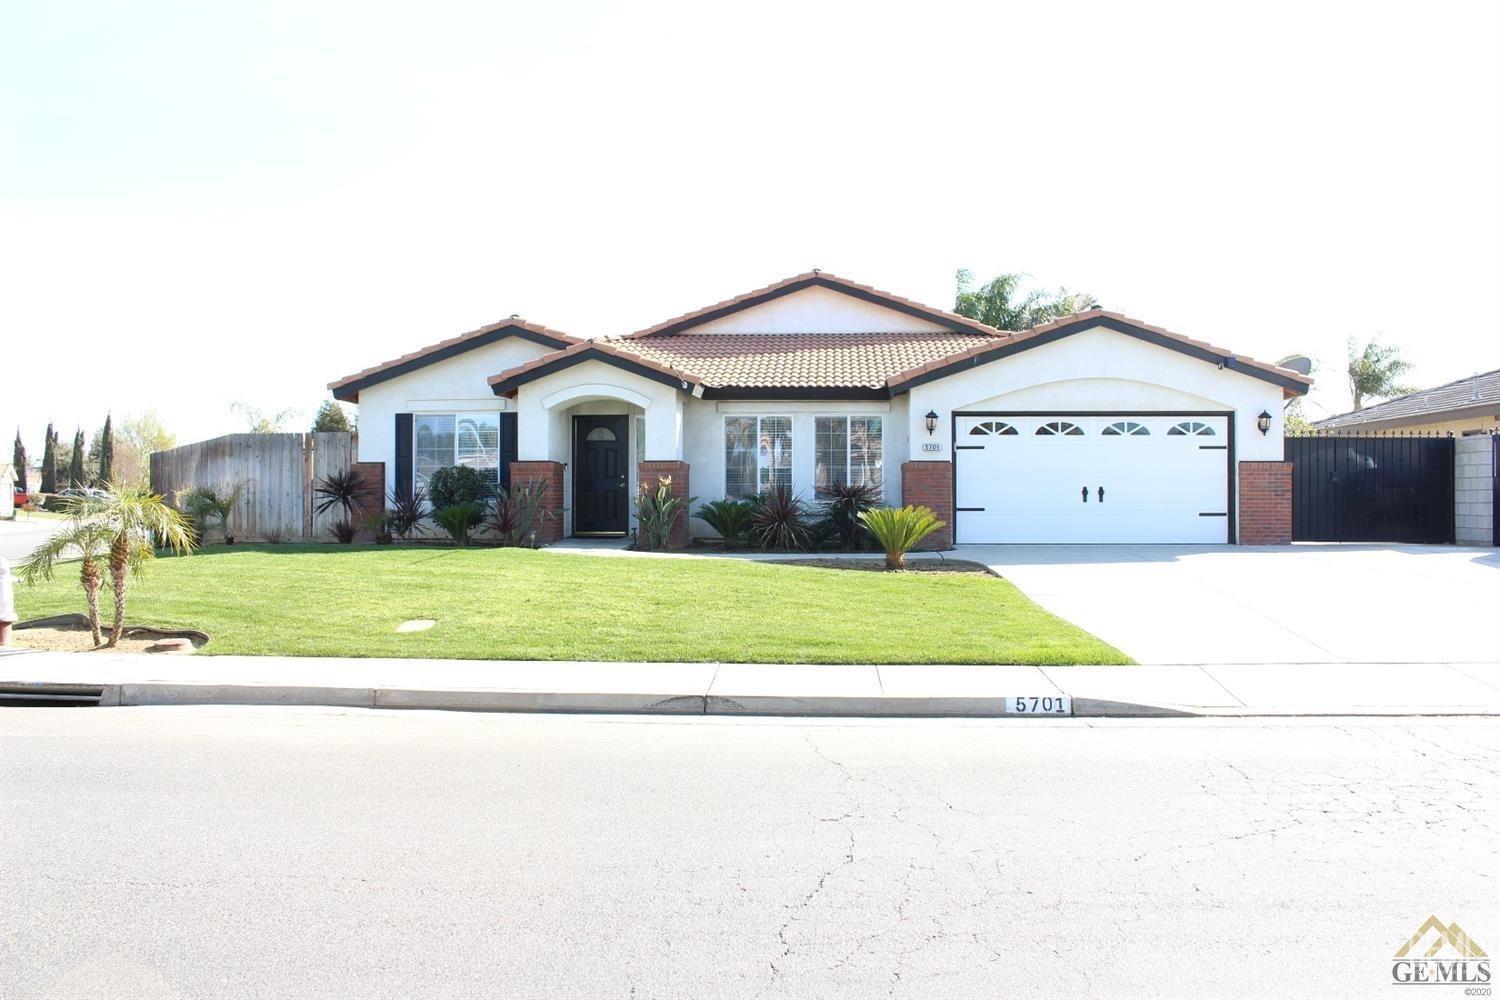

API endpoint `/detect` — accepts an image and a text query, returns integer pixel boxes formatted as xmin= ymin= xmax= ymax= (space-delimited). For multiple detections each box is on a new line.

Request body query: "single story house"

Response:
xmin=1314 ymin=368 xmax=1500 ymax=437
xmin=330 ymin=271 xmax=1311 ymax=547
xmin=0 ymin=463 xmax=15 ymax=518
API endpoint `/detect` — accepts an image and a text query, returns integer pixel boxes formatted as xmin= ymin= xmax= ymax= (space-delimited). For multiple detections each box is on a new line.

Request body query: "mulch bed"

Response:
xmin=768 ymin=558 xmax=994 ymax=576
xmin=10 ymin=615 xmax=209 ymax=654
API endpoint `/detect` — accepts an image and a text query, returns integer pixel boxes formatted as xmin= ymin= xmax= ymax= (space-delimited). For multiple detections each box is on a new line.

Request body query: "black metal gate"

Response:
xmin=1286 ymin=435 xmax=1454 ymax=543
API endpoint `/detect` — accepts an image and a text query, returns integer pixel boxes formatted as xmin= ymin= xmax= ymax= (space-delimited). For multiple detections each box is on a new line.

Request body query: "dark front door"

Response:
xmin=573 ymin=415 xmax=629 ymax=535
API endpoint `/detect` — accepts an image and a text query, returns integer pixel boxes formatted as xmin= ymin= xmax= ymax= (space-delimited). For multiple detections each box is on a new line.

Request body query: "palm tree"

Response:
xmin=94 ymin=485 xmax=195 ymax=646
xmin=1347 ymin=337 xmax=1415 ymax=410
xmin=19 ymin=493 xmax=115 ymax=645
xmin=954 ymin=269 xmax=1099 ymax=331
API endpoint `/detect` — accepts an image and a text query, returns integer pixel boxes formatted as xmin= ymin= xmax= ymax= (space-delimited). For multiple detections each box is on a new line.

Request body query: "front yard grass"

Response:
xmin=15 ymin=545 xmax=1131 ymax=664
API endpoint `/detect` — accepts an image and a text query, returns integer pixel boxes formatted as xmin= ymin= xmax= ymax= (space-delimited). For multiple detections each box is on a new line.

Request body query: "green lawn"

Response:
xmin=16 ymin=545 xmax=1130 ymax=665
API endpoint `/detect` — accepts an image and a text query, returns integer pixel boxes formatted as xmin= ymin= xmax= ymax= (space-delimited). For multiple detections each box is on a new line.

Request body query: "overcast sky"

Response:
xmin=3 ymin=0 xmax=1497 ymax=455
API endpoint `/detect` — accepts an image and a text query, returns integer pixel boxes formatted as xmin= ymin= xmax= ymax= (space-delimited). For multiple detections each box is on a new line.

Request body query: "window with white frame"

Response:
xmin=724 ymin=416 xmax=791 ymax=497
xmin=815 ymin=416 xmax=883 ymax=488
xmin=414 ymin=412 xmax=500 ymax=489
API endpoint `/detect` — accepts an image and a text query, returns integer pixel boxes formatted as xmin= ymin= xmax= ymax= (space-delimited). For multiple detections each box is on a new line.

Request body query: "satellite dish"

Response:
xmin=1279 ymin=355 xmax=1313 ymax=376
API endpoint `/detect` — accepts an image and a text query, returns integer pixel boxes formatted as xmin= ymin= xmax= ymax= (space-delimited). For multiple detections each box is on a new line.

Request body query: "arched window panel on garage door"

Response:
xmin=1102 ymin=420 xmax=1150 ymax=436
xmin=968 ymin=420 xmax=1018 ymax=436
xmin=1036 ymin=421 xmax=1085 ymax=436
xmin=1168 ymin=420 xmax=1216 ymax=436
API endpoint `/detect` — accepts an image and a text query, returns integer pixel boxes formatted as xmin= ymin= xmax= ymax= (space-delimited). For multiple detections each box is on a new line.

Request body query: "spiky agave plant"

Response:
xmin=858 ymin=505 xmax=944 ymax=570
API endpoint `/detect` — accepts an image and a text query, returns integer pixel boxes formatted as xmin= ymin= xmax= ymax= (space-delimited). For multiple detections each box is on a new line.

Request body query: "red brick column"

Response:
xmin=900 ymin=461 xmax=953 ymax=550
xmin=1238 ymin=461 xmax=1292 ymax=545
xmin=350 ymin=461 xmax=385 ymax=540
xmin=637 ymin=461 xmax=691 ymax=549
xmin=509 ymin=461 xmax=565 ymax=545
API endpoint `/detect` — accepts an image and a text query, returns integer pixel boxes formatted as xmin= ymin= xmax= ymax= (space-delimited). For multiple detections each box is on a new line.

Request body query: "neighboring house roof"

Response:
xmin=328 ymin=317 xmax=581 ymax=402
xmin=885 ymin=309 xmax=1312 ymax=396
xmin=618 ymin=270 xmax=1005 ymax=339
xmin=1313 ymin=367 xmax=1500 ymax=430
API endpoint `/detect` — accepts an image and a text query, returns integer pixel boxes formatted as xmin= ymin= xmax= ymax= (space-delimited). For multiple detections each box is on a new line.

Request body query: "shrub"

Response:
xmin=815 ymin=481 xmax=882 ymax=550
xmin=261 ymin=526 xmax=285 ymax=544
xmin=385 ymin=486 xmax=428 ymax=540
xmin=749 ymin=486 xmax=813 ymax=551
xmin=635 ymin=476 xmax=695 ymax=550
xmin=694 ymin=499 xmax=754 ymax=548
xmin=433 ymin=501 xmax=485 ymax=546
xmin=428 ymin=466 xmax=491 ymax=510
xmin=330 ymin=518 xmax=358 ymax=544
xmin=176 ymin=483 xmax=243 ymax=544
xmin=486 ymin=480 xmax=553 ymax=547
xmin=859 ymin=505 xmax=945 ymax=570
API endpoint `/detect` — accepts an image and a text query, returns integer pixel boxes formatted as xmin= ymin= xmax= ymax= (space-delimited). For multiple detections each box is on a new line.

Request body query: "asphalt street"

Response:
xmin=0 ymin=517 xmax=60 ymax=565
xmin=2 ymin=709 xmax=1496 ymax=999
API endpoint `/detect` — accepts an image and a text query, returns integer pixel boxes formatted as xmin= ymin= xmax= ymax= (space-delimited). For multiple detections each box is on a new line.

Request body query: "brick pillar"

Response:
xmin=350 ymin=461 xmax=385 ymax=540
xmin=900 ymin=461 xmax=953 ymax=550
xmin=509 ymin=461 xmax=565 ymax=545
xmin=637 ymin=461 xmax=691 ymax=549
xmin=1238 ymin=461 xmax=1292 ymax=545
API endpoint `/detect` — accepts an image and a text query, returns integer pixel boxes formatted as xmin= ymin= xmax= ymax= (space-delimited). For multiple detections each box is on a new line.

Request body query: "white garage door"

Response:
xmin=954 ymin=413 xmax=1231 ymax=543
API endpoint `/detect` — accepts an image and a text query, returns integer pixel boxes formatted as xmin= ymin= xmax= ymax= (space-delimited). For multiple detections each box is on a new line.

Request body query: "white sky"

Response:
xmin=3 ymin=0 xmax=1497 ymax=455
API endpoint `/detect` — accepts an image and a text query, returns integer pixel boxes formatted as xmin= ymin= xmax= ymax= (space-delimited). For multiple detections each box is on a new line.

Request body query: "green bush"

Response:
xmin=433 ymin=501 xmax=486 ymax=546
xmin=694 ymin=499 xmax=754 ymax=547
xmin=428 ymin=466 xmax=491 ymax=510
xmin=858 ymin=505 xmax=945 ymax=569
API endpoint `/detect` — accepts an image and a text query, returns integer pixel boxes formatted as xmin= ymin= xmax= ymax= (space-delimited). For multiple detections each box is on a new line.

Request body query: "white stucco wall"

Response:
xmin=685 ymin=286 xmax=947 ymax=334
xmin=902 ymin=324 xmax=1290 ymax=536
xmin=353 ymin=337 xmax=555 ymax=497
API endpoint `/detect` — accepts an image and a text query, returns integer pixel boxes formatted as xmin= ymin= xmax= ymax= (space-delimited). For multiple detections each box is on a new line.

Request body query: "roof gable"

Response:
xmin=329 ymin=318 xmax=579 ymax=402
xmin=621 ymin=271 xmax=1003 ymax=339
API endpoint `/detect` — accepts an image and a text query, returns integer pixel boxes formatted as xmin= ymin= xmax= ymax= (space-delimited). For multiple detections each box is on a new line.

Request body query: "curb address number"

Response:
xmin=1005 ymin=696 xmax=1072 ymax=716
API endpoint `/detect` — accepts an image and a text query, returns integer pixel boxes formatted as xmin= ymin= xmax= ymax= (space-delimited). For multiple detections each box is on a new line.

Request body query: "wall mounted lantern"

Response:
xmin=1257 ymin=410 xmax=1273 ymax=435
xmin=925 ymin=410 xmax=939 ymax=435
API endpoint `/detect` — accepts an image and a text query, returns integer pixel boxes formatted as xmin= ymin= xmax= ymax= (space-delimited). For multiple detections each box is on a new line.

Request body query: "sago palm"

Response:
xmin=859 ymin=506 xmax=945 ymax=570
xmin=18 ymin=493 xmax=115 ymax=645
xmin=94 ymin=485 xmax=196 ymax=646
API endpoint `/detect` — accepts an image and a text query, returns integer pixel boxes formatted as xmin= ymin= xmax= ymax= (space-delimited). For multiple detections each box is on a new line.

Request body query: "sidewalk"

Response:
xmin=2 ymin=651 xmax=1497 ymax=717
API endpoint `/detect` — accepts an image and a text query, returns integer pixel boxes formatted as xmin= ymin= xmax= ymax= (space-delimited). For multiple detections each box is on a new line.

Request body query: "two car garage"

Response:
xmin=952 ymin=412 xmax=1233 ymax=544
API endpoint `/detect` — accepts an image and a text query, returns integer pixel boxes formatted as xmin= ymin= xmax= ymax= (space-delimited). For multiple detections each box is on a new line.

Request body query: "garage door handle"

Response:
xmin=1097 ymin=486 xmax=1105 ymax=503
xmin=1081 ymin=486 xmax=1089 ymax=503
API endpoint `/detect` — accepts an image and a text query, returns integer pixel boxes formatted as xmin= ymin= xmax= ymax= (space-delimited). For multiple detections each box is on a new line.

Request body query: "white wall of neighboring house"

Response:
xmin=354 ymin=337 xmax=555 ymax=497
xmin=0 ymin=465 xmax=15 ymax=518
xmin=683 ymin=285 xmax=948 ymax=335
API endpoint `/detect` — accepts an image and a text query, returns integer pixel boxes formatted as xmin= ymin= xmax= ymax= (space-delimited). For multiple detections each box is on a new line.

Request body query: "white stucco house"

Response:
xmin=330 ymin=271 xmax=1311 ymax=547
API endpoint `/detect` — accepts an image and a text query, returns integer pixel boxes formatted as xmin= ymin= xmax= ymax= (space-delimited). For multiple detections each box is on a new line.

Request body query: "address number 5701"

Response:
xmin=1005 ymin=695 xmax=1072 ymax=716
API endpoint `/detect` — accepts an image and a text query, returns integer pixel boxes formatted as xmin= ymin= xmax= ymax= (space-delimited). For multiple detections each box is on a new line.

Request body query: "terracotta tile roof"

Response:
xmin=1314 ymin=367 xmax=1500 ymax=429
xmin=619 ymin=270 xmax=1005 ymax=339
xmin=329 ymin=317 xmax=581 ymax=401
xmin=486 ymin=338 xmax=704 ymax=392
xmin=616 ymin=332 xmax=993 ymax=389
xmin=886 ymin=308 xmax=1314 ymax=396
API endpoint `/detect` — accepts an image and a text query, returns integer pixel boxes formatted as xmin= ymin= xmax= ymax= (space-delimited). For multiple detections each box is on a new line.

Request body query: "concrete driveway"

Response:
xmin=964 ymin=543 xmax=1500 ymax=664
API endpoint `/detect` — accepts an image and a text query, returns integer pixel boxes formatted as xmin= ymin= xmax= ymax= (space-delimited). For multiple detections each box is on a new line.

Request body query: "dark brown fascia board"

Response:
xmin=889 ymin=316 xmax=1312 ymax=396
xmin=632 ymin=274 xmax=991 ymax=339
xmin=489 ymin=347 xmax=699 ymax=396
xmin=330 ymin=326 xmax=575 ymax=402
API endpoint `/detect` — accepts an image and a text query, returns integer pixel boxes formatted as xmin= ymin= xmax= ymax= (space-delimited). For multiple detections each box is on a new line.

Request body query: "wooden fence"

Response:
xmin=149 ymin=432 xmax=374 ymax=541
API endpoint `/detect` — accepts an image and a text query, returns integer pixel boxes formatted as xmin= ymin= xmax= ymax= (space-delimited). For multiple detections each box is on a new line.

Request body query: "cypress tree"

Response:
xmin=69 ymin=428 xmax=85 ymax=488
xmin=97 ymin=414 xmax=114 ymax=484
xmin=39 ymin=423 xmax=57 ymax=493
xmin=11 ymin=429 xmax=26 ymax=493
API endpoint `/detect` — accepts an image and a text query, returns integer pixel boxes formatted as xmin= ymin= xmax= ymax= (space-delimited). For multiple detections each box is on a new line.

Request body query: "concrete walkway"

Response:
xmin=2 ymin=651 xmax=1497 ymax=717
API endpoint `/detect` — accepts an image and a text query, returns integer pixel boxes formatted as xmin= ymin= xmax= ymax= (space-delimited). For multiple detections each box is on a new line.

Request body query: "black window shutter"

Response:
xmin=394 ymin=413 xmax=413 ymax=497
xmin=500 ymin=412 xmax=518 ymax=491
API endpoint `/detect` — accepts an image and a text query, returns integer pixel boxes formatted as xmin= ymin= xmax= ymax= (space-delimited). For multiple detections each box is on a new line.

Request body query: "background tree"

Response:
xmin=97 ymin=414 xmax=114 ymax=483
xmin=39 ymin=423 xmax=57 ymax=493
xmin=311 ymin=400 xmax=354 ymax=433
xmin=231 ymin=401 xmax=299 ymax=433
xmin=68 ymin=428 xmax=86 ymax=488
xmin=1347 ymin=337 xmax=1414 ymax=410
xmin=953 ymin=269 xmax=1099 ymax=330
xmin=11 ymin=429 xmax=27 ymax=493
xmin=117 ymin=410 xmax=178 ymax=487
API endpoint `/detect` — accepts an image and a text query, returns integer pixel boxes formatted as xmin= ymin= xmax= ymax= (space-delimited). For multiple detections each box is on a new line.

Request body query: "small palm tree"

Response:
xmin=19 ymin=492 xmax=114 ymax=645
xmin=94 ymin=484 xmax=196 ymax=646
xmin=1347 ymin=337 xmax=1415 ymax=410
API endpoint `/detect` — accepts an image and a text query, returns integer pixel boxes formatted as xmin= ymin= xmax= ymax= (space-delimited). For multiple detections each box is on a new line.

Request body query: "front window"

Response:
xmin=414 ymin=412 xmax=500 ymax=490
xmin=815 ymin=416 xmax=883 ymax=488
xmin=725 ymin=416 xmax=791 ymax=497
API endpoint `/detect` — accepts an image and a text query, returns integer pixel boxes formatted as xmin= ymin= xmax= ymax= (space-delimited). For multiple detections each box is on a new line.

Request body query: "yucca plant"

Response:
xmin=749 ymin=486 xmax=813 ymax=551
xmin=314 ymin=469 xmax=365 ymax=538
xmin=486 ymin=480 xmax=552 ymax=547
xmin=815 ymin=480 xmax=882 ymax=550
xmin=433 ymin=501 xmax=486 ymax=546
xmin=858 ymin=505 xmax=944 ymax=570
xmin=330 ymin=519 xmax=358 ymax=544
xmin=385 ymin=486 xmax=428 ymax=541
xmin=694 ymin=498 xmax=754 ymax=548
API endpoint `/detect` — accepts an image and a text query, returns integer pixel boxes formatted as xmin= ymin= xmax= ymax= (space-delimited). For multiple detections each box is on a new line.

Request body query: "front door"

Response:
xmin=573 ymin=415 xmax=629 ymax=535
